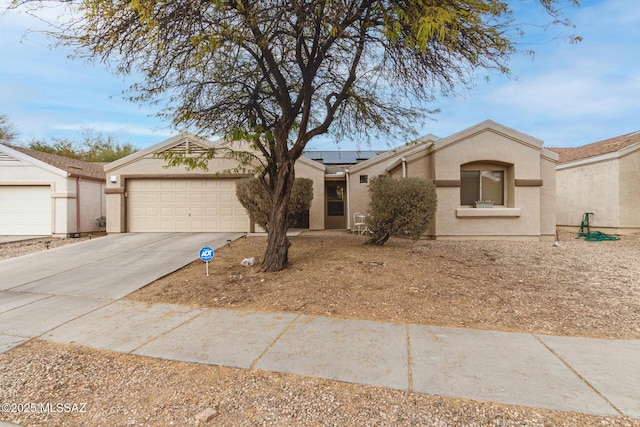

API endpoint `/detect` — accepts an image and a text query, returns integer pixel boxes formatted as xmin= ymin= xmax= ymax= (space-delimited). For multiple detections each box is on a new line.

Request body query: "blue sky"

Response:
xmin=1 ymin=0 xmax=638 ymax=150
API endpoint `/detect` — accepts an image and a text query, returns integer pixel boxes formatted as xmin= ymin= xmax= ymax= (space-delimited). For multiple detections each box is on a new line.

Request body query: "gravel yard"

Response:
xmin=0 ymin=234 xmax=105 ymax=261
xmin=130 ymin=230 xmax=640 ymax=339
xmin=1 ymin=231 xmax=639 ymax=426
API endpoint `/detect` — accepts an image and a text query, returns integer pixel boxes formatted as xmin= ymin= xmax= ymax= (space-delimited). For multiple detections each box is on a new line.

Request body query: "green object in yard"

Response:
xmin=580 ymin=231 xmax=620 ymax=241
xmin=577 ymin=212 xmax=620 ymax=241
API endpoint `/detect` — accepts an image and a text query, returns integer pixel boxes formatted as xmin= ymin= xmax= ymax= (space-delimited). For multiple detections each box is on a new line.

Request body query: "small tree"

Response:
xmin=237 ymin=177 xmax=313 ymax=231
xmin=367 ymin=177 xmax=437 ymax=246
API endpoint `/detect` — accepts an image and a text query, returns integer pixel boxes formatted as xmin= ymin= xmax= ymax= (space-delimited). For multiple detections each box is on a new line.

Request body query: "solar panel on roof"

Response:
xmin=303 ymin=150 xmax=385 ymax=165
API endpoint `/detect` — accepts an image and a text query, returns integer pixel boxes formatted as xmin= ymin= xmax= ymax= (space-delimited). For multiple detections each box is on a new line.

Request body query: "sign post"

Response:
xmin=199 ymin=246 xmax=215 ymax=277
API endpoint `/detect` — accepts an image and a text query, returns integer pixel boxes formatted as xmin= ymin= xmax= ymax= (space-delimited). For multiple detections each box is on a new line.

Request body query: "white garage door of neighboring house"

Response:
xmin=127 ymin=178 xmax=250 ymax=232
xmin=0 ymin=186 xmax=51 ymax=235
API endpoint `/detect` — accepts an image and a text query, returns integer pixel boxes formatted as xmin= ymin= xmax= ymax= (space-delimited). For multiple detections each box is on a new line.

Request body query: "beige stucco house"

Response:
xmin=0 ymin=143 xmax=106 ymax=236
xmin=346 ymin=120 xmax=558 ymax=241
xmin=103 ymin=120 xmax=557 ymax=241
xmin=551 ymin=130 xmax=640 ymax=234
xmin=103 ymin=132 xmax=326 ymax=233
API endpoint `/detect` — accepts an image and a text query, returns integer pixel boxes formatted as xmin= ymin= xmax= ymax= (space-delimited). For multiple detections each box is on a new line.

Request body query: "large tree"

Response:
xmin=11 ymin=0 xmax=577 ymax=271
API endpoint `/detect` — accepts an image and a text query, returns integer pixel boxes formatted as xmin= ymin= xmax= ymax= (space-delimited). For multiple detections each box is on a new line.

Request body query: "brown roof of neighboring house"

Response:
xmin=6 ymin=144 xmax=106 ymax=181
xmin=549 ymin=130 xmax=640 ymax=163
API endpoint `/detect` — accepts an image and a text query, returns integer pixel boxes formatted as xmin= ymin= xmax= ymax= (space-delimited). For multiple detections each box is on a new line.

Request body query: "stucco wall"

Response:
xmin=0 ymin=158 xmax=104 ymax=235
xmin=432 ymin=128 xmax=547 ymax=240
xmin=105 ymin=137 xmax=327 ymax=233
xmin=347 ymin=160 xmax=390 ymax=222
xmin=556 ymin=159 xmax=620 ymax=228
xmin=618 ymin=148 xmax=640 ymax=230
xmin=539 ymin=154 xmax=557 ymax=240
xmin=343 ymin=124 xmax=553 ymax=240
xmin=346 ymin=144 xmax=435 ymax=229
xmin=105 ymin=149 xmax=254 ymax=233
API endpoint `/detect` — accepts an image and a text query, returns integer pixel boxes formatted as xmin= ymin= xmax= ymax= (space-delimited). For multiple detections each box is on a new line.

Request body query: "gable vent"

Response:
xmin=0 ymin=152 xmax=20 ymax=162
xmin=161 ymin=139 xmax=210 ymax=155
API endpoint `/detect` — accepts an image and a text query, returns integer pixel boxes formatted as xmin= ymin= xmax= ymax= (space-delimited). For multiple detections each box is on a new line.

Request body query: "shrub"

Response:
xmin=367 ymin=177 xmax=437 ymax=245
xmin=236 ymin=177 xmax=313 ymax=230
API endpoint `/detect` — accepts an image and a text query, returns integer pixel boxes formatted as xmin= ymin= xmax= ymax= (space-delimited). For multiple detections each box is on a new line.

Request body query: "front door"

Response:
xmin=324 ymin=182 xmax=346 ymax=229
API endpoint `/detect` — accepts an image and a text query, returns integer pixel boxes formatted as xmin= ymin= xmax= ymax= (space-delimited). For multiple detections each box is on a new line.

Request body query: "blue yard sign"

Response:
xmin=199 ymin=246 xmax=214 ymax=276
xmin=199 ymin=246 xmax=214 ymax=261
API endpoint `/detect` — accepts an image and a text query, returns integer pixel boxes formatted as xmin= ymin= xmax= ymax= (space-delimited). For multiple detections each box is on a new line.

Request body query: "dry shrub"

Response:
xmin=236 ymin=177 xmax=313 ymax=230
xmin=367 ymin=177 xmax=437 ymax=245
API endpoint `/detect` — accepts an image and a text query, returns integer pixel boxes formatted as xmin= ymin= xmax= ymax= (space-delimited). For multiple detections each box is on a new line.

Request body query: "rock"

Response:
xmin=552 ymin=241 xmax=560 ymax=247
xmin=195 ymin=407 xmax=218 ymax=422
xmin=240 ymin=257 xmax=255 ymax=267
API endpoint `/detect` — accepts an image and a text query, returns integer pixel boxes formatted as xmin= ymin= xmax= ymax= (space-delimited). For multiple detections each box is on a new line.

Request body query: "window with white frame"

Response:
xmin=460 ymin=170 xmax=504 ymax=205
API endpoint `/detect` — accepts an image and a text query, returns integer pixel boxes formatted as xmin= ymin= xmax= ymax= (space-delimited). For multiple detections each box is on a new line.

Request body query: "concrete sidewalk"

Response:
xmin=4 ymin=299 xmax=636 ymax=419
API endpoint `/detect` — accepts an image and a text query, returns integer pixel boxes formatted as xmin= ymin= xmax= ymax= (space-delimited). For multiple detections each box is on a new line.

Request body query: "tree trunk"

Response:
xmin=261 ymin=159 xmax=296 ymax=272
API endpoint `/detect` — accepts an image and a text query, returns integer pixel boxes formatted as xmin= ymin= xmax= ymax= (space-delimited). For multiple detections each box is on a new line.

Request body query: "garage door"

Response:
xmin=0 ymin=186 xmax=51 ymax=235
xmin=127 ymin=178 xmax=250 ymax=232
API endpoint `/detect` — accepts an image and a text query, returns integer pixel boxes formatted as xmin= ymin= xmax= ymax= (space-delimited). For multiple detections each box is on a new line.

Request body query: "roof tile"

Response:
xmin=549 ymin=130 xmax=640 ymax=163
xmin=6 ymin=144 xmax=105 ymax=181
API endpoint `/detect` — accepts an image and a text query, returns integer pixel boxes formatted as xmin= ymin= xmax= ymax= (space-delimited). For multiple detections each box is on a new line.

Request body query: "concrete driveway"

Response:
xmin=0 ymin=232 xmax=241 ymax=351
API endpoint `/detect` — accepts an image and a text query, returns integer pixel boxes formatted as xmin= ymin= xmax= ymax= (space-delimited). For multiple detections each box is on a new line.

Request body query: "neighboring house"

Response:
xmin=0 ymin=143 xmax=106 ymax=236
xmin=550 ymin=130 xmax=640 ymax=234
xmin=104 ymin=120 xmax=557 ymax=241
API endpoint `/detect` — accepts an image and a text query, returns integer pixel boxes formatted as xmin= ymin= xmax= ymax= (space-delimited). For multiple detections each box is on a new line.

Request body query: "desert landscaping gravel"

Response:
xmin=1 ymin=231 xmax=639 ymax=426
xmin=130 ymin=230 xmax=640 ymax=340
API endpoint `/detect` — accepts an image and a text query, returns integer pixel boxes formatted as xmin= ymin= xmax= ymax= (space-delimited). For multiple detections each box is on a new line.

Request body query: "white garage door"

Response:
xmin=127 ymin=178 xmax=250 ymax=232
xmin=0 ymin=186 xmax=51 ymax=235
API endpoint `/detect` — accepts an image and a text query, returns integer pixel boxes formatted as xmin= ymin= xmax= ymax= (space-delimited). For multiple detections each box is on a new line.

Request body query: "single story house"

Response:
xmin=0 ymin=143 xmax=106 ymax=236
xmin=103 ymin=133 xmax=325 ymax=233
xmin=104 ymin=120 xmax=558 ymax=241
xmin=344 ymin=120 xmax=558 ymax=241
xmin=551 ymin=130 xmax=640 ymax=234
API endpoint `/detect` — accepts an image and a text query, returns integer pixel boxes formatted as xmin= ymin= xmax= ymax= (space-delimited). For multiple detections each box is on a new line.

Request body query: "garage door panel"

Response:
xmin=160 ymin=193 xmax=173 ymax=202
xmin=0 ymin=186 xmax=51 ymax=235
xmin=145 ymin=193 xmax=160 ymax=202
xmin=144 ymin=180 xmax=161 ymax=190
xmin=204 ymin=180 xmax=219 ymax=189
xmin=127 ymin=178 xmax=249 ymax=232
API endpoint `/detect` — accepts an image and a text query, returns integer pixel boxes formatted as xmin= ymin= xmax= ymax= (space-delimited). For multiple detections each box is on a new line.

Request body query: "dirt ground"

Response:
xmin=128 ymin=230 xmax=640 ymax=340
xmin=2 ymin=231 xmax=639 ymax=426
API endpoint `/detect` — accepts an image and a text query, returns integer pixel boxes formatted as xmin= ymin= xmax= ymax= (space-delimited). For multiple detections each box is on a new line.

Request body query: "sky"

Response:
xmin=0 ymin=0 xmax=638 ymax=151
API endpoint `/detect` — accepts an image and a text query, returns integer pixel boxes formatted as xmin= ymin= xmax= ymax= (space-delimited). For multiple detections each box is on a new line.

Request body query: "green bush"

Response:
xmin=367 ymin=177 xmax=437 ymax=245
xmin=236 ymin=177 xmax=313 ymax=230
